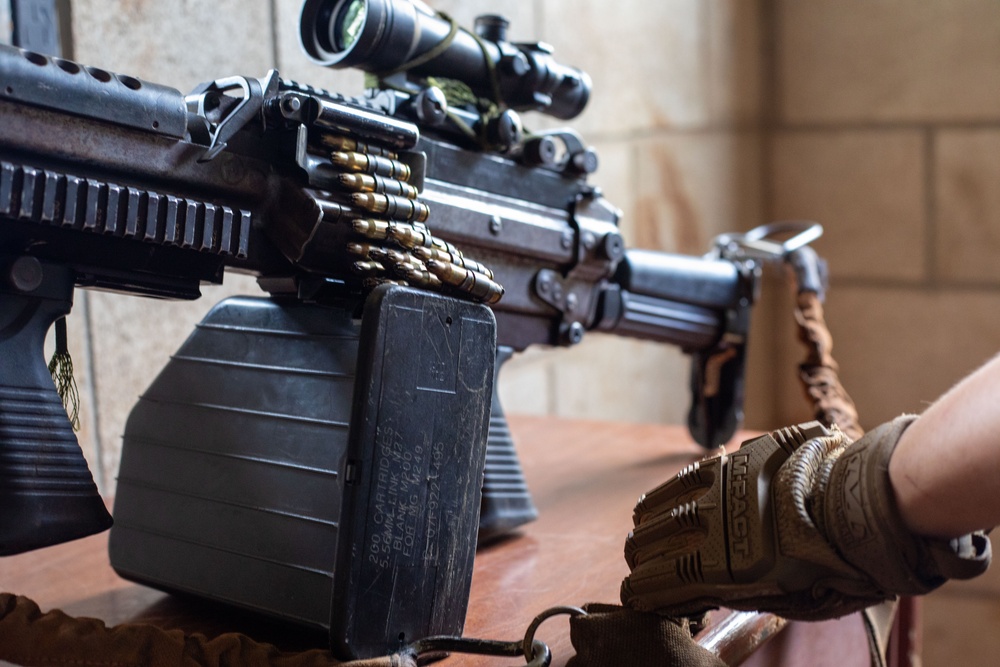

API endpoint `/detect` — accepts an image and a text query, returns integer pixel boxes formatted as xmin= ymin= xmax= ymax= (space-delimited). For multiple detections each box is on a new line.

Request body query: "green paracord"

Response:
xmin=47 ymin=316 xmax=80 ymax=432
xmin=365 ymin=11 xmax=507 ymax=150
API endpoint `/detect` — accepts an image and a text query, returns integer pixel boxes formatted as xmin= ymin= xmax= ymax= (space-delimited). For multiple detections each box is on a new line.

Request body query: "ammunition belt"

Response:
xmin=319 ymin=134 xmax=505 ymax=305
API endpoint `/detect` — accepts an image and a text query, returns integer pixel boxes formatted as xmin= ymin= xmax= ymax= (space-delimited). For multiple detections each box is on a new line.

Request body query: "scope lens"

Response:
xmin=333 ymin=0 xmax=367 ymax=51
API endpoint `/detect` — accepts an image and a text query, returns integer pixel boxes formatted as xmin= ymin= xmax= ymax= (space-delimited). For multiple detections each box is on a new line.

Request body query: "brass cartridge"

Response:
xmin=387 ymin=224 xmax=460 ymax=256
xmin=426 ymin=260 xmax=505 ymax=304
xmin=403 ymin=266 xmax=444 ymax=290
xmin=338 ymin=173 xmax=419 ymax=200
xmin=351 ymin=193 xmax=429 ymax=223
xmin=412 ymin=246 xmax=495 ymax=279
xmin=331 ymin=151 xmax=411 ymax=180
xmin=346 ymin=242 xmax=379 ymax=257
xmin=352 ymin=218 xmax=392 ymax=240
xmin=322 ymin=135 xmax=399 ymax=159
xmin=351 ymin=260 xmax=385 ymax=275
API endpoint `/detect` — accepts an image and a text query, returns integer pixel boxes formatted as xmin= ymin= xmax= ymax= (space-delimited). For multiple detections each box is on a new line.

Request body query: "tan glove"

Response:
xmin=621 ymin=417 xmax=991 ymax=620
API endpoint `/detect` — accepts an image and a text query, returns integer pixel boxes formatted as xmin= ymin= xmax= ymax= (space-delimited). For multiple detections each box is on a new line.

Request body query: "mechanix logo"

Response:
xmin=729 ymin=452 xmax=751 ymax=563
xmin=840 ymin=453 xmax=871 ymax=545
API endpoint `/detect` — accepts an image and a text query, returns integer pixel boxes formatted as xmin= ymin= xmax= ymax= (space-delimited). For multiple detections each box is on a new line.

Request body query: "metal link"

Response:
xmin=521 ymin=606 xmax=587 ymax=665
xmin=401 ymin=605 xmax=589 ymax=666
xmin=407 ymin=635 xmax=551 ymax=666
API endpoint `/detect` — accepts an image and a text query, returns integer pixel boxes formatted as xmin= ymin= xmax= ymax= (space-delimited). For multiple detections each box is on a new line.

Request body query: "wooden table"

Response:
xmin=0 ymin=417 xmax=880 ymax=666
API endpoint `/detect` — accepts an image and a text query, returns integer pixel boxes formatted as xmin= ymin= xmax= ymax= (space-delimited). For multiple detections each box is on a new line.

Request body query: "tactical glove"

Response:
xmin=621 ymin=417 xmax=991 ymax=620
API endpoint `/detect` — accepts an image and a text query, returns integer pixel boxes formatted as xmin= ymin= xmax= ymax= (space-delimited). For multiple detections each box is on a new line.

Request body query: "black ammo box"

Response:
xmin=109 ymin=285 xmax=496 ymax=658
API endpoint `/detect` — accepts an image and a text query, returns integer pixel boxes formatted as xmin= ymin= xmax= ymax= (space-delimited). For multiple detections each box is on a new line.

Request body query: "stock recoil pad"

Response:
xmin=110 ymin=285 xmax=496 ymax=659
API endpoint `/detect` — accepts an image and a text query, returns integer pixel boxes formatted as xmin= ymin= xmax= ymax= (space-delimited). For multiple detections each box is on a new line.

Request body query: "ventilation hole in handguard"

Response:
xmin=22 ymin=50 xmax=47 ymax=66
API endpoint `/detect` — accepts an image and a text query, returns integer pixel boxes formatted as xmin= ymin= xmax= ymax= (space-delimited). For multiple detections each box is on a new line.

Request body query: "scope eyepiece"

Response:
xmin=299 ymin=0 xmax=591 ymax=120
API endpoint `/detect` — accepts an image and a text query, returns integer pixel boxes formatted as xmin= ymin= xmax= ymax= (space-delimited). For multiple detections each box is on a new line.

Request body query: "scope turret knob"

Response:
xmin=474 ymin=14 xmax=510 ymax=42
xmin=500 ymin=52 xmax=530 ymax=77
xmin=415 ymin=86 xmax=448 ymax=126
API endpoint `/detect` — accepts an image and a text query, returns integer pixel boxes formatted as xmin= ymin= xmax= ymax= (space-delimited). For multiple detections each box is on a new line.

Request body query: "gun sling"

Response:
xmin=0 ymin=595 xmax=731 ymax=667
xmin=0 ymin=593 xmax=415 ymax=667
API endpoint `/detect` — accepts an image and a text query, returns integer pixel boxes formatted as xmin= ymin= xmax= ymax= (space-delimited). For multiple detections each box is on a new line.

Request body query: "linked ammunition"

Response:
xmin=426 ymin=260 xmax=505 ymax=304
xmin=346 ymin=242 xmax=378 ymax=257
xmin=387 ymin=223 xmax=460 ymax=255
xmin=352 ymin=260 xmax=385 ymax=275
xmin=403 ymin=266 xmax=443 ymax=290
xmin=386 ymin=248 xmax=420 ymax=268
xmin=317 ymin=199 xmax=351 ymax=223
xmin=330 ymin=151 xmax=411 ymax=180
xmin=412 ymin=246 xmax=495 ymax=279
xmin=322 ymin=135 xmax=399 ymax=159
xmin=338 ymin=173 xmax=419 ymax=200
xmin=353 ymin=219 xmax=392 ymax=240
xmin=393 ymin=261 xmax=424 ymax=278
xmin=387 ymin=222 xmax=430 ymax=248
xmin=351 ymin=193 xmax=429 ymax=223
xmin=364 ymin=247 xmax=422 ymax=277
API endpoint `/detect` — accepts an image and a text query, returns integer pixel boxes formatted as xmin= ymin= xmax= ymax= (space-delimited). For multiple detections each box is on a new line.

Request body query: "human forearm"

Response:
xmin=890 ymin=353 xmax=1000 ymax=538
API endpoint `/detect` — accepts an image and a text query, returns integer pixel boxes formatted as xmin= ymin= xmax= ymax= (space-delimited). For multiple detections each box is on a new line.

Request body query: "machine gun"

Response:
xmin=0 ymin=0 xmax=824 ymax=658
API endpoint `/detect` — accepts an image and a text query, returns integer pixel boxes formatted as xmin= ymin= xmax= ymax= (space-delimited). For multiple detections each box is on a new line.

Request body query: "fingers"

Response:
xmin=621 ymin=549 xmax=719 ymax=616
xmin=633 ymin=456 xmax=722 ymax=527
xmin=623 ymin=454 xmax=731 ymax=616
xmin=626 ymin=456 xmax=723 ymax=569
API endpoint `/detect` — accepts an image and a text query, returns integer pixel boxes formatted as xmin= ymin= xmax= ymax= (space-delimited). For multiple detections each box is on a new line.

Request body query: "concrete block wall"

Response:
xmin=26 ymin=0 xmax=767 ymax=496
xmin=765 ymin=0 xmax=1000 ymax=434
xmin=764 ymin=4 xmax=1000 ymax=665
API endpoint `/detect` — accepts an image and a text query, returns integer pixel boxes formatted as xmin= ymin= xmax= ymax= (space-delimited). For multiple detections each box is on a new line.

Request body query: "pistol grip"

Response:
xmin=478 ymin=346 xmax=538 ymax=544
xmin=0 ymin=259 xmax=111 ymax=555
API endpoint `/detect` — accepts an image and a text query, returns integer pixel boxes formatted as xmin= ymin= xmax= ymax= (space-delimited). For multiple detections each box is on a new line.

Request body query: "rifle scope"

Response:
xmin=299 ymin=0 xmax=591 ymax=120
